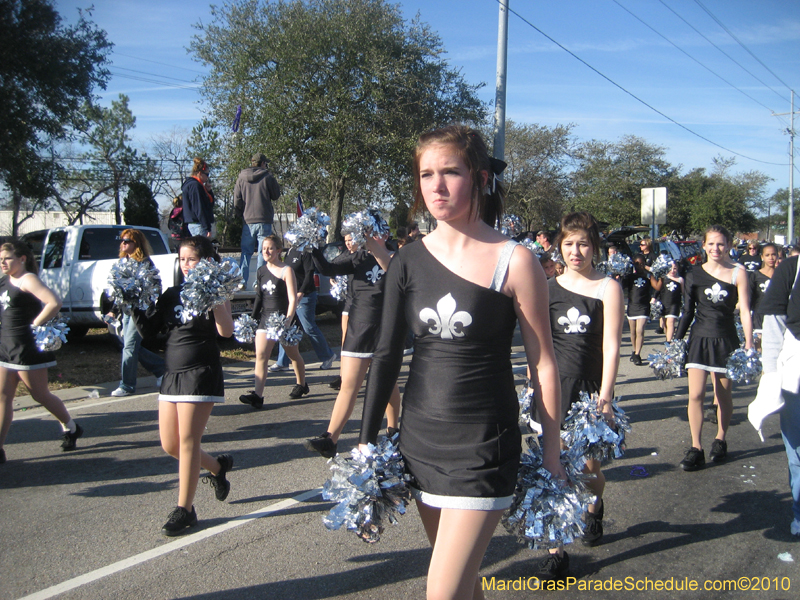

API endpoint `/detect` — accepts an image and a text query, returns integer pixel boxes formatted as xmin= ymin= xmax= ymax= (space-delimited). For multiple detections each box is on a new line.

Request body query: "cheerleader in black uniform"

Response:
xmin=360 ymin=125 xmax=566 ymax=597
xmin=327 ymin=233 xmax=358 ymax=391
xmin=239 ymin=235 xmax=308 ymax=407
xmin=548 ymin=212 xmax=624 ymax=550
xmin=134 ymin=236 xmax=235 ymax=535
xmin=304 ymin=234 xmax=400 ymax=457
xmin=0 ymin=242 xmax=83 ymax=462
xmin=662 ymin=261 xmax=684 ymax=342
xmin=625 ymin=255 xmax=662 ymax=365
xmin=675 ymin=226 xmax=753 ymax=471
xmin=750 ymin=242 xmax=778 ymax=350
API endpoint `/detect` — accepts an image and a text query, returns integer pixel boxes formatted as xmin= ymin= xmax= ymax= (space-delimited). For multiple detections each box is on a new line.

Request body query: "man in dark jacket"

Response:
xmin=234 ymin=153 xmax=281 ymax=283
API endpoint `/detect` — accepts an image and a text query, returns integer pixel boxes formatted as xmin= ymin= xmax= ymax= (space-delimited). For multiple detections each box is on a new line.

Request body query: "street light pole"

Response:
xmin=492 ymin=0 xmax=509 ymax=164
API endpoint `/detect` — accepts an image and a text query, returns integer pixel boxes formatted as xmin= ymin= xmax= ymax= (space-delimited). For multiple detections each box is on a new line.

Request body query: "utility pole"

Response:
xmin=774 ymin=90 xmax=797 ymax=244
xmin=492 ymin=0 xmax=509 ymax=163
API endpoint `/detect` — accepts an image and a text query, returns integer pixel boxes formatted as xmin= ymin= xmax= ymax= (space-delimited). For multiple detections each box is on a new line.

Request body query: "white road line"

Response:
xmin=18 ymin=487 xmax=323 ymax=600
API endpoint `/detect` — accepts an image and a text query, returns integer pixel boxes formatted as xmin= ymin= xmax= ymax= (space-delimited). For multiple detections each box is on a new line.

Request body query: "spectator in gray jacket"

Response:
xmin=234 ymin=153 xmax=281 ymax=284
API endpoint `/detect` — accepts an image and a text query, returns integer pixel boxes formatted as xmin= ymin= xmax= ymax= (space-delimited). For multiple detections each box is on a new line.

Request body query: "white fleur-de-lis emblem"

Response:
xmin=704 ymin=282 xmax=728 ymax=303
xmin=667 ymin=281 xmax=678 ymax=292
xmin=0 ymin=290 xmax=9 ymax=310
xmin=292 ymin=257 xmax=299 ymax=263
xmin=365 ymin=265 xmax=384 ymax=285
xmin=557 ymin=306 xmax=591 ymax=333
xmin=262 ymin=280 xmax=276 ymax=295
xmin=760 ymin=280 xmax=770 ymax=293
xmin=634 ymin=278 xmax=646 ymax=288
xmin=419 ymin=293 xmax=472 ymax=339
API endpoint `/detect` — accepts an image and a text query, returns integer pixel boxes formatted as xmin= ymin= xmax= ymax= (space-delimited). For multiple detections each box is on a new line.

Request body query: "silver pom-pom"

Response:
xmin=322 ymin=432 xmax=412 ymax=543
xmin=561 ymin=392 xmax=630 ymax=466
xmin=549 ymin=247 xmax=564 ymax=265
xmin=263 ymin=312 xmax=303 ymax=346
xmin=341 ymin=208 xmax=390 ymax=247
xmin=597 ymin=253 xmax=633 ymax=277
xmin=726 ymin=347 xmax=762 ymax=383
xmin=106 ymin=258 xmax=162 ymax=315
xmin=497 ymin=214 xmax=522 ymax=238
xmin=647 ymin=339 xmax=687 ymax=380
xmin=284 ymin=207 xmax=330 ymax=251
xmin=180 ymin=258 xmax=244 ymax=322
xmin=330 ymin=275 xmax=348 ymax=301
xmin=521 ymin=238 xmax=544 ymax=256
xmin=32 ymin=314 xmax=70 ymax=352
xmin=650 ymin=300 xmax=663 ymax=321
xmin=233 ymin=314 xmax=258 ymax=343
xmin=502 ymin=437 xmax=594 ymax=549
xmin=650 ymin=254 xmax=673 ymax=280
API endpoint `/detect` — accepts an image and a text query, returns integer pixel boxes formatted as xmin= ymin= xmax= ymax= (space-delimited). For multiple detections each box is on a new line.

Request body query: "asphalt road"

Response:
xmin=1 ymin=325 xmax=798 ymax=600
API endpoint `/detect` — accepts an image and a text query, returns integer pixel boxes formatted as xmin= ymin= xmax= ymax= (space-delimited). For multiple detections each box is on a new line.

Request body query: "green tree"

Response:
xmin=0 ymin=0 xmax=110 ymax=235
xmin=123 ymin=181 xmax=160 ymax=228
xmin=191 ymin=0 xmax=485 ymax=239
xmin=56 ymin=94 xmax=148 ymax=224
xmin=498 ymin=120 xmax=575 ymax=231
xmin=569 ymin=135 xmax=677 ymax=228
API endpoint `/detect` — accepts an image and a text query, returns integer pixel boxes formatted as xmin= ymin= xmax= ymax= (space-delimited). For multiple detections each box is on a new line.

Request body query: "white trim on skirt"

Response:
xmin=341 ymin=350 xmax=373 ymax=358
xmin=411 ymin=487 xmax=513 ymax=511
xmin=685 ymin=362 xmax=728 ymax=374
xmin=0 ymin=360 xmax=55 ymax=371
xmin=158 ymin=394 xmax=225 ymax=404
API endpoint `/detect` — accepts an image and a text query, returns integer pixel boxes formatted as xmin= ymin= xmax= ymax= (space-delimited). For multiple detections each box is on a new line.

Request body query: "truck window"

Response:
xmin=142 ymin=230 xmax=168 ymax=254
xmin=42 ymin=230 xmax=67 ymax=269
xmin=78 ymin=229 xmax=125 ymax=261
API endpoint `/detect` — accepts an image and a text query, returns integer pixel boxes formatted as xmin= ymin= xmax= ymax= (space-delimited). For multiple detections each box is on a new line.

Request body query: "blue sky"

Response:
xmin=56 ymin=0 xmax=800 ymax=198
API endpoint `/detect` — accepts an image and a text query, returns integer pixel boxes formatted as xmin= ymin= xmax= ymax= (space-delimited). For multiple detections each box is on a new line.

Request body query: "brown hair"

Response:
xmin=703 ymin=224 xmax=733 ymax=247
xmin=263 ymin=234 xmax=284 ymax=252
xmin=190 ymin=157 xmax=209 ymax=177
xmin=179 ymin=235 xmax=219 ymax=262
xmin=118 ymin=229 xmax=153 ymax=261
xmin=555 ymin=211 xmax=602 ymax=262
xmin=411 ymin=124 xmax=504 ymax=227
xmin=0 ymin=241 xmax=37 ymax=274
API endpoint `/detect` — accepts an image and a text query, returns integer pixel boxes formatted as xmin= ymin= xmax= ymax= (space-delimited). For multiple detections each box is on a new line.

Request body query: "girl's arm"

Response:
xmin=599 ymin=279 xmax=624 ymax=415
xmin=736 ymin=267 xmax=754 ymax=350
xmin=283 ymin=267 xmax=299 ymax=323
xmin=213 ymin=300 xmax=234 ymax=338
xmin=650 ymin=274 xmax=663 ymax=292
xmin=19 ymin=273 xmax=62 ymax=326
xmin=311 ymin=247 xmax=355 ymax=277
xmin=675 ymin=272 xmax=695 ymax=340
xmin=505 ymin=246 xmax=566 ymax=480
xmin=365 ymin=235 xmax=392 ymax=272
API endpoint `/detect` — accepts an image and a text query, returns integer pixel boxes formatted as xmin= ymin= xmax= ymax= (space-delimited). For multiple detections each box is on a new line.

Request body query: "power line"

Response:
xmin=693 ymin=0 xmax=793 ymax=92
xmin=112 ymin=51 xmax=207 ymax=75
xmin=108 ymin=70 xmax=201 ymax=90
xmin=502 ymin=2 xmax=789 ymax=167
xmin=112 ymin=66 xmax=197 ymax=84
xmin=612 ymin=0 xmax=779 ymax=116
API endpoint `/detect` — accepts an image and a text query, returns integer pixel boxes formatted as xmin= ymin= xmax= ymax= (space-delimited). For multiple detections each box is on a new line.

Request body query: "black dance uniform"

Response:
xmin=676 ymin=266 xmax=741 ymax=373
xmin=741 ymin=255 xmax=762 ymax=272
xmin=0 ymin=275 xmax=56 ymax=370
xmin=625 ymin=271 xmax=653 ymax=319
xmin=750 ymin=270 xmax=772 ymax=333
xmin=662 ymin=277 xmax=683 ymax=319
xmin=549 ymin=277 xmax=610 ymax=420
xmin=313 ymin=248 xmax=385 ymax=358
xmin=134 ymin=286 xmax=224 ymax=403
xmin=361 ymin=240 xmax=521 ymax=510
xmin=251 ymin=265 xmax=294 ymax=331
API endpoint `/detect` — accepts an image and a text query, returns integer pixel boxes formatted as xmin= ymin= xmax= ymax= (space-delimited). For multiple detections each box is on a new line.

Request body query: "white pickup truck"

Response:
xmin=21 ymin=225 xmax=181 ymax=338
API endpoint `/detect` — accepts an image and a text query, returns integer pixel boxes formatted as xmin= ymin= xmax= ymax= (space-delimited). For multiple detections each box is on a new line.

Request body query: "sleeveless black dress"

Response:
xmin=662 ymin=277 xmax=683 ymax=319
xmin=252 ymin=265 xmax=294 ymax=330
xmin=313 ymin=248 xmax=386 ymax=358
xmin=0 ymin=275 xmax=56 ymax=370
xmin=750 ymin=270 xmax=771 ymax=333
xmin=676 ymin=267 xmax=740 ymax=373
xmin=361 ymin=240 xmax=521 ymax=509
xmin=625 ymin=271 xmax=653 ymax=318
xmin=549 ymin=277 xmax=607 ymax=420
xmin=133 ymin=286 xmax=224 ymax=403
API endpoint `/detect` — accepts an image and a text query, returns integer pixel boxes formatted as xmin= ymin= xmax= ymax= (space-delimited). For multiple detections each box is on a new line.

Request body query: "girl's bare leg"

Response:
xmin=417 ymin=501 xmax=502 ymax=600
xmin=385 ymin=384 xmax=401 ymax=430
xmin=327 ymin=355 xmax=370 ymax=443
xmin=0 ymin=368 xmax=20 ymax=448
xmin=254 ymin=333 xmax=276 ymax=397
xmin=18 ymin=369 xmax=71 ymax=425
xmin=711 ymin=373 xmax=733 ymax=441
xmin=687 ymin=368 xmax=709 ymax=449
xmin=282 ymin=344 xmax=306 ymax=385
